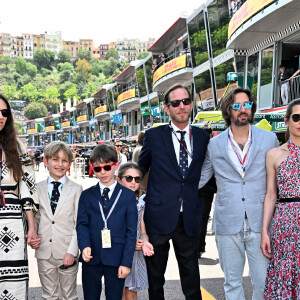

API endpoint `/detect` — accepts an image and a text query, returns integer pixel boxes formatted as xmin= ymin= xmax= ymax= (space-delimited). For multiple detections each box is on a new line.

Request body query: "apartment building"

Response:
xmin=62 ymin=40 xmax=79 ymax=58
xmin=16 ymin=36 xmax=24 ymax=57
xmin=45 ymin=31 xmax=62 ymax=57
xmin=79 ymin=39 xmax=94 ymax=56
xmin=92 ymin=46 xmax=100 ymax=59
xmin=99 ymin=44 xmax=109 ymax=60
xmin=33 ymin=34 xmax=45 ymax=53
xmin=0 ymin=33 xmax=12 ymax=57
xmin=23 ymin=33 xmax=34 ymax=59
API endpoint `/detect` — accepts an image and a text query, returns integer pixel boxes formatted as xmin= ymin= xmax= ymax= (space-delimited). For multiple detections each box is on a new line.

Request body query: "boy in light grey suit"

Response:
xmin=199 ymin=88 xmax=279 ymax=300
xmin=32 ymin=142 xmax=82 ymax=300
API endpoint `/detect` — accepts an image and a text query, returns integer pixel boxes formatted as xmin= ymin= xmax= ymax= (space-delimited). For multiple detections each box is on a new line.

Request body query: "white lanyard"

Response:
xmin=98 ymin=189 xmax=122 ymax=229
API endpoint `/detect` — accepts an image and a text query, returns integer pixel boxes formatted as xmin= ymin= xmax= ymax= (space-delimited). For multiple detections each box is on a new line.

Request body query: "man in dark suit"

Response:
xmin=138 ymin=85 xmax=209 ymax=300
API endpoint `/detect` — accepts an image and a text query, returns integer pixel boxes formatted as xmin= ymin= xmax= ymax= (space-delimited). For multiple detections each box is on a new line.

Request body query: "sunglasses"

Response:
xmin=115 ymin=145 xmax=122 ymax=148
xmin=0 ymin=109 xmax=9 ymax=118
xmin=291 ymin=114 xmax=300 ymax=122
xmin=121 ymin=175 xmax=141 ymax=183
xmin=168 ymin=98 xmax=192 ymax=108
xmin=231 ymin=102 xmax=253 ymax=111
xmin=90 ymin=162 xmax=116 ymax=172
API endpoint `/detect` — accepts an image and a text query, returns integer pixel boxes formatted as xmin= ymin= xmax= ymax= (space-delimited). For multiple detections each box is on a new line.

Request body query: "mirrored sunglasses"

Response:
xmin=231 ymin=101 xmax=253 ymax=111
xmin=90 ymin=162 xmax=116 ymax=172
xmin=168 ymin=98 xmax=192 ymax=108
xmin=122 ymin=175 xmax=141 ymax=183
xmin=291 ymin=114 xmax=300 ymax=122
xmin=0 ymin=109 xmax=9 ymax=118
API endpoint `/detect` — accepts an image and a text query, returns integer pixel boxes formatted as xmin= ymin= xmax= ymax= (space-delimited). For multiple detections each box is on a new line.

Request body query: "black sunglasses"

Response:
xmin=122 ymin=175 xmax=141 ymax=183
xmin=291 ymin=114 xmax=300 ymax=122
xmin=115 ymin=145 xmax=123 ymax=148
xmin=0 ymin=109 xmax=9 ymax=118
xmin=89 ymin=162 xmax=116 ymax=172
xmin=168 ymin=98 xmax=192 ymax=108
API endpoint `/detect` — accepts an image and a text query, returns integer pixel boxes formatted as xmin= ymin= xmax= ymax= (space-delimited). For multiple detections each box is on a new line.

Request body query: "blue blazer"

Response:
xmin=76 ymin=182 xmax=137 ymax=268
xmin=138 ymin=124 xmax=209 ymax=237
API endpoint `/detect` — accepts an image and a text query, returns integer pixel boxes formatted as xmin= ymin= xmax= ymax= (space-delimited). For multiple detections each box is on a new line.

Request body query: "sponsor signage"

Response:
xmin=141 ymin=105 xmax=160 ymax=117
xmin=272 ymin=121 xmax=287 ymax=132
xmin=110 ymin=113 xmax=123 ymax=124
xmin=77 ymin=115 xmax=87 ymax=122
xmin=61 ymin=121 xmax=71 ymax=127
xmin=45 ymin=126 xmax=55 ymax=131
xmin=117 ymin=89 xmax=136 ymax=105
xmin=27 ymin=128 xmax=37 ymax=134
xmin=153 ymin=54 xmax=187 ymax=84
xmin=228 ymin=0 xmax=276 ymax=38
xmin=94 ymin=105 xmax=107 ymax=115
xmin=202 ymin=98 xmax=215 ymax=110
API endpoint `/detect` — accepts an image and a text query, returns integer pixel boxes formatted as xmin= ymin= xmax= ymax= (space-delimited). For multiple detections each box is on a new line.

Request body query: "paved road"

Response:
xmin=28 ymin=164 xmax=253 ymax=299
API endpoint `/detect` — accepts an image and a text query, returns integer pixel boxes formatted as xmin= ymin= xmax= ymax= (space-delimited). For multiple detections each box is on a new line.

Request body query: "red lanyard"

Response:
xmin=170 ymin=125 xmax=193 ymax=159
xmin=228 ymin=133 xmax=252 ymax=172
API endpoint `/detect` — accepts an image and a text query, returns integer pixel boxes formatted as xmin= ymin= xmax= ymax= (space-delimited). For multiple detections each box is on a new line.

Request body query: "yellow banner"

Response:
xmin=228 ymin=0 xmax=276 ymax=38
xmin=61 ymin=121 xmax=71 ymax=127
xmin=77 ymin=115 xmax=87 ymax=122
xmin=94 ymin=105 xmax=107 ymax=115
xmin=117 ymin=89 xmax=135 ymax=105
xmin=153 ymin=54 xmax=187 ymax=84
xmin=27 ymin=128 xmax=37 ymax=133
xmin=45 ymin=126 xmax=55 ymax=131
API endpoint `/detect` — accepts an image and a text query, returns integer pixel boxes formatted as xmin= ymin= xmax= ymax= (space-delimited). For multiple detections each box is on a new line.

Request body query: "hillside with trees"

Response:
xmin=0 ymin=49 xmax=129 ymax=119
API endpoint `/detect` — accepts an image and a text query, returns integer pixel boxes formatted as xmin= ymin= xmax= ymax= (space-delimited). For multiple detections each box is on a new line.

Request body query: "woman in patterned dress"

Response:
xmin=0 ymin=94 xmax=39 ymax=299
xmin=117 ymin=162 xmax=154 ymax=300
xmin=261 ymin=99 xmax=300 ymax=299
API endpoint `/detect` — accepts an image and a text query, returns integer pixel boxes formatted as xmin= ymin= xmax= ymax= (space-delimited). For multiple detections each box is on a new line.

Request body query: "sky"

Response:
xmin=1 ymin=0 xmax=206 ymax=46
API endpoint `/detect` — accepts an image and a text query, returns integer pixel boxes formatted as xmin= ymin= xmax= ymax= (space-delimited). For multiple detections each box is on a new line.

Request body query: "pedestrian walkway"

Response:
xmin=29 ymin=164 xmax=253 ymax=299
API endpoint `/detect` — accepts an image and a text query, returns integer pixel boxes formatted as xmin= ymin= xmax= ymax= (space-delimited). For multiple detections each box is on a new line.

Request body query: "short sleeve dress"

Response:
xmin=124 ymin=194 xmax=149 ymax=292
xmin=264 ymin=140 xmax=300 ymax=299
xmin=0 ymin=142 xmax=38 ymax=299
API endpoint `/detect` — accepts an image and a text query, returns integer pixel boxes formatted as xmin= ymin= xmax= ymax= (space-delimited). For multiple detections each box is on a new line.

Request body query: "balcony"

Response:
xmin=94 ymin=105 xmax=110 ymax=120
xmin=117 ymin=87 xmax=140 ymax=111
xmin=152 ymin=50 xmax=193 ymax=93
xmin=76 ymin=114 xmax=90 ymax=126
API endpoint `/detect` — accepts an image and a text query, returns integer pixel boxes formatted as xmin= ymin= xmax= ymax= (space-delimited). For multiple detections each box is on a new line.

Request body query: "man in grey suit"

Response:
xmin=199 ymin=88 xmax=279 ymax=299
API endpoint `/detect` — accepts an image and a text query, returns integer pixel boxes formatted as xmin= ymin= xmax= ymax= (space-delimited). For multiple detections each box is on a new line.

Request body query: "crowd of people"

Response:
xmin=1 ymin=85 xmax=300 ymax=299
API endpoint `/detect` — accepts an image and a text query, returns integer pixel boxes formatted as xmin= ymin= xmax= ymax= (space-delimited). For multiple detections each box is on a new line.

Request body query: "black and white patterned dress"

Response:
xmin=0 ymin=142 xmax=38 ymax=299
xmin=124 ymin=194 xmax=149 ymax=292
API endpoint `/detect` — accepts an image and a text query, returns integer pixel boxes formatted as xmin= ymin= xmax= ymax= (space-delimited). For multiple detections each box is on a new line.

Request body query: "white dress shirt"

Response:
xmin=99 ymin=180 xmax=117 ymax=199
xmin=47 ymin=175 xmax=66 ymax=199
xmin=228 ymin=126 xmax=252 ymax=174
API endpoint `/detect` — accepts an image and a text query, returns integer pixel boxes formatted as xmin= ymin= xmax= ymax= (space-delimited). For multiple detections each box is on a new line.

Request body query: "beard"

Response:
xmin=231 ymin=113 xmax=252 ymax=127
xmin=169 ymin=108 xmax=192 ymax=124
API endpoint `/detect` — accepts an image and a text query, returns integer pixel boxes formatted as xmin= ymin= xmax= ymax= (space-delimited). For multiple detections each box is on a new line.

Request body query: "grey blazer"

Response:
xmin=199 ymin=125 xmax=279 ymax=235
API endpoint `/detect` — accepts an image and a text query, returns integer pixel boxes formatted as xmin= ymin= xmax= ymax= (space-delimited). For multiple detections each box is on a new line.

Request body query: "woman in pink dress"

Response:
xmin=261 ymin=99 xmax=300 ymax=299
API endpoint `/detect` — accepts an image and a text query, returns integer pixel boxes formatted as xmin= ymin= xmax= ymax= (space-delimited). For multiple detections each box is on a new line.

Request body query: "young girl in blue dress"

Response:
xmin=117 ymin=162 xmax=154 ymax=300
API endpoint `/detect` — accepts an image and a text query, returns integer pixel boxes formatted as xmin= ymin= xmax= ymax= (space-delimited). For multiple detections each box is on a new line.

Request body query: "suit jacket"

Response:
xmin=76 ymin=182 xmax=137 ymax=268
xmin=199 ymin=125 xmax=279 ymax=235
xmin=35 ymin=177 xmax=83 ymax=260
xmin=138 ymin=124 xmax=210 ymax=237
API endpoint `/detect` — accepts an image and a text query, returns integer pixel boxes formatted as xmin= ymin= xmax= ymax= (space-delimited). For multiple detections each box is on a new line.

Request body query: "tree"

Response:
xmin=57 ymin=62 xmax=74 ymax=72
xmin=137 ymin=51 xmax=150 ymax=60
xmin=21 ymin=83 xmax=39 ymax=102
xmin=64 ymin=86 xmax=79 ymax=102
xmin=0 ymin=56 xmax=13 ymax=72
xmin=33 ymin=49 xmax=55 ymax=69
xmin=24 ymin=102 xmax=48 ymax=119
xmin=58 ymin=81 xmax=76 ymax=102
xmin=1 ymin=85 xmax=19 ymax=100
xmin=75 ymin=58 xmax=91 ymax=82
xmin=105 ymin=49 xmax=119 ymax=60
xmin=82 ymin=82 xmax=97 ymax=99
xmin=90 ymin=58 xmax=103 ymax=76
xmin=57 ymin=50 xmax=71 ymax=63
xmin=14 ymin=120 xmax=24 ymax=135
xmin=45 ymin=87 xmax=60 ymax=99
xmin=42 ymin=98 xmax=61 ymax=114
xmin=76 ymin=49 xmax=91 ymax=62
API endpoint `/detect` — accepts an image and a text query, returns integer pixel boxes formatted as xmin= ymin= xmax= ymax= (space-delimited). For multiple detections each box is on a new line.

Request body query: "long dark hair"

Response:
xmin=0 ymin=94 xmax=23 ymax=181
xmin=285 ymin=98 xmax=300 ymax=141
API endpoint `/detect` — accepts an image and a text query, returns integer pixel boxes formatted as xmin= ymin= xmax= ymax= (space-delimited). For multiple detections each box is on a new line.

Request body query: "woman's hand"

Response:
xmin=25 ymin=228 xmax=40 ymax=249
xmin=261 ymin=231 xmax=272 ymax=259
xmin=135 ymin=239 xmax=144 ymax=250
xmin=142 ymin=241 xmax=154 ymax=256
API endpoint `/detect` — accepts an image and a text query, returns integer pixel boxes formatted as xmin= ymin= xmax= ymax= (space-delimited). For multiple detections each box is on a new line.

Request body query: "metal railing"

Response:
xmin=280 ymin=74 xmax=300 ymax=105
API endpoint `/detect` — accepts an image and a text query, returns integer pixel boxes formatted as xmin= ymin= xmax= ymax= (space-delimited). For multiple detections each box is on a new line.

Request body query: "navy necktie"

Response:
xmin=178 ymin=131 xmax=188 ymax=177
xmin=50 ymin=181 xmax=61 ymax=214
xmin=102 ymin=187 xmax=110 ymax=211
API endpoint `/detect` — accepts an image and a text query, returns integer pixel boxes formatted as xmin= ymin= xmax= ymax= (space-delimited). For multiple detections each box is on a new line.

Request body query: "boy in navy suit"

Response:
xmin=76 ymin=144 xmax=137 ymax=300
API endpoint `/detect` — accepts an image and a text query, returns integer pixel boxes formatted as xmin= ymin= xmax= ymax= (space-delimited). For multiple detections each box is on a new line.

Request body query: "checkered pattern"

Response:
xmin=178 ymin=131 xmax=188 ymax=177
xmin=50 ymin=181 xmax=61 ymax=214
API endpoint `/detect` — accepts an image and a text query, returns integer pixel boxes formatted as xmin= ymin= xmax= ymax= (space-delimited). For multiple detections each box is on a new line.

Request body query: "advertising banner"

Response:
xmin=61 ymin=121 xmax=71 ymax=128
xmin=94 ymin=105 xmax=107 ymax=115
xmin=117 ymin=89 xmax=136 ymax=105
xmin=45 ymin=126 xmax=55 ymax=131
xmin=77 ymin=115 xmax=87 ymax=122
xmin=141 ymin=105 xmax=160 ymax=116
xmin=153 ymin=54 xmax=186 ymax=84
xmin=27 ymin=128 xmax=37 ymax=134
xmin=110 ymin=113 xmax=123 ymax=124
xmin=228 ymin=0 xmax=276 ymax=38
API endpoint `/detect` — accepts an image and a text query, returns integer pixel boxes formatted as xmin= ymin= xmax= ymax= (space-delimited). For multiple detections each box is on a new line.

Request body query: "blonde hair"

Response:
xmin=44 ymin=141 xmax=73 ymax=162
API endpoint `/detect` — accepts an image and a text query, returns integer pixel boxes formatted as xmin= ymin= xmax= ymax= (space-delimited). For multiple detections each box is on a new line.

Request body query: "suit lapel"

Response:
xmin=110 ymin=183 xmax=121 ymax=203
xmin=244 ymin=125 xmax=259 ymax=172
xmin=54 ymin=177 xmax=72 ymax=216
xmin=40 ymin=179 xmax=53 ymax=218
xmin=162 ymin=125 xmax=182 ymax=177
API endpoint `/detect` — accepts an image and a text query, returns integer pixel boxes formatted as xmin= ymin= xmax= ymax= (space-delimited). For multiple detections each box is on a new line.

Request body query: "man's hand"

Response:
xmin=82 ymin=247 xmax=93 ymax=262
xmin=118 ymin=266 xmax=131 ymax=278
xmin=63 ymin=253 xmax=75 ymax=266
xmin=142 ymin=241 xmax=154 ymax=256
xmin=135 ymin=239 xmax=144 ymax=250
xmin=25 ymin=229 xmax=40 ymax=249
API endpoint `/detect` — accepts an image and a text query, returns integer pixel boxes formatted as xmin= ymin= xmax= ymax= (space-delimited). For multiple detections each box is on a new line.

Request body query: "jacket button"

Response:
xmin=182 ymin=183 xmax=184 ymax=186
xmin=242 ymin=198 xmax=245 ymax=201
xmin=49 ymin=239 xmax=52 ymax=242
xmin=179 ymin=197 xmax=183 ymax=202
xmin=52 ymin=221 xmax=55 ymax=224
xmin=243 ymin=182 xmax=245 ymax=185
